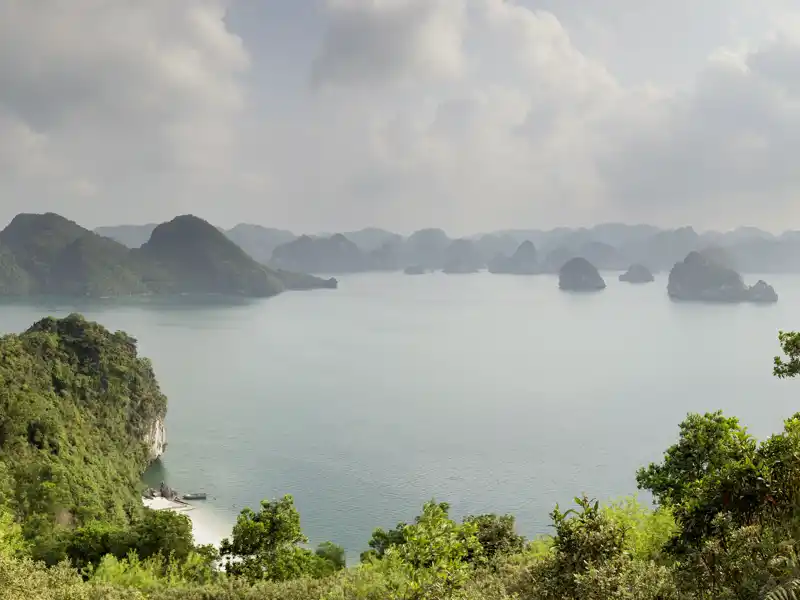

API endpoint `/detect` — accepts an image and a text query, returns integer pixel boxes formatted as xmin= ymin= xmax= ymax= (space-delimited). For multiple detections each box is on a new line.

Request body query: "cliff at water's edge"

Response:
xmin=144 ymin=415 xmax=167 ymax=462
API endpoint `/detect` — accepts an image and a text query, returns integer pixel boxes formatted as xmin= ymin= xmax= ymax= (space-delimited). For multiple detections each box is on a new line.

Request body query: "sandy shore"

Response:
xmin=142 ymin=496 xmax=231 ymax=548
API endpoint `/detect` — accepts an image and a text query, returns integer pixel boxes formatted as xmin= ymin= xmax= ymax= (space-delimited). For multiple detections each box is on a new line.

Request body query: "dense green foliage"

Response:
xmin=218 ymin=495 xmax=342 ymax=582
xmin=5 ymin=318 xmax=800 ymax=598
xmin=0 ymin=314 xmax=168 ymax=560
xmin=0 ymin=213 xmax=335 ymax=298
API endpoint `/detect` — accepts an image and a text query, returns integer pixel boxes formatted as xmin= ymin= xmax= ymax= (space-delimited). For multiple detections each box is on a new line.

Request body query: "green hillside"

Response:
xmin=0 ymin=213 xmax=337 ymax=298
xmin=0 ymin=314 xmax=167 ymax=560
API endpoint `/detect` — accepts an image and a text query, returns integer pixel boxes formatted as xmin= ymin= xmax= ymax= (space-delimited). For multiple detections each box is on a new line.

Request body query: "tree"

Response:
xmin=636 ymin=412 xmax=765 ymax=548
xmin=462 ymin=513 xmax=525 ymax=563
xmin=522 ymin=495 xmax=676 ymax=600
xmin=375 ymin=500 xmax=482 ymax=600
xmin=775 ymin=331 xmax=800 ymax=379
xmin=219 ymin=494 xmax=339 ymax=582
xmin=360 ymin=521 xmax=407 ymax=562
xmin=315 ymin=541 xmax=345 ymax=570
xmin=131 ymin=508 xmax=194 ymax=564
xmin=636 ymin=411 xmax=757 ymax=509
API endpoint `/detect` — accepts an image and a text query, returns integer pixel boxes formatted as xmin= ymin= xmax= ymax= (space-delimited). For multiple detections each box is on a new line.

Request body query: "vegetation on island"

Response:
xmin=4 ymin=316 xmax=800 ymax=598
xmin=0 ymin=213 xmax=336 ymax=298
xmin=0 ymin=315 xmax=169 ymax=561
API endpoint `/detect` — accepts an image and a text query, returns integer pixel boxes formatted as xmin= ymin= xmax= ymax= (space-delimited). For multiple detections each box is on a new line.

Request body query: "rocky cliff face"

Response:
xmin=144 ymin=415 xmax=167 ymax=462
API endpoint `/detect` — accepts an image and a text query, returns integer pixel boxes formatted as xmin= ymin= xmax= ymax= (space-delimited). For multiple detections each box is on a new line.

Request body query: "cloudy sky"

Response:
xmin=2 ymin=0 xmax=800 ymax=235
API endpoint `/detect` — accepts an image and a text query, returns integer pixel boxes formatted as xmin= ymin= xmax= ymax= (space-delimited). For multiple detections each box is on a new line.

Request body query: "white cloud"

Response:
xmin=600 ymin=32 xmax=800 ymax=228
xmin=311 ymin=0 xmax=466 ymax=88
xmin=0 ymin=0 xmax=251 ymax=224
xmin=2 ymin=0 xmax=800 ymax=233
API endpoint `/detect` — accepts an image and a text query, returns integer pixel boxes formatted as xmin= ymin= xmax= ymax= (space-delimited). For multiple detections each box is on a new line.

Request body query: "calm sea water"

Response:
xmin=1 ymin=272 xmax=799 ymax=560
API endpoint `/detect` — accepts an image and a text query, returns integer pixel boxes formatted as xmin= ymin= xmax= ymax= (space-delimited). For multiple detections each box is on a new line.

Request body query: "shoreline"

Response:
xmin=142 ymin=496 xmax=230 ymax=548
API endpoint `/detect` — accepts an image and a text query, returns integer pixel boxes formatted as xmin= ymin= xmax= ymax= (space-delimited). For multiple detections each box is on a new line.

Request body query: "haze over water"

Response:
xmin=1 ymin=272 xmax=798 ymax=560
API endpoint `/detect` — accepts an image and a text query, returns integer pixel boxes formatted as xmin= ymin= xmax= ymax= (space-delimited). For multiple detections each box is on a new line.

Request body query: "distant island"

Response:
xmin=92 ymin=221 xmax=800 ymax=276
xmin=558 ymin=257 xmax=606 ymax=291
xmin=271 ymin=234 xmax=371 ymax=274
xmin=619 ymin=264 xmax=654 ymax=283
xmin=667 ymin=251 xmax=778 ymax=303
xmin=0 ymin=213 xmax=336 ymax=298
xmin=442 ymin=239 xmax=484 ymax=274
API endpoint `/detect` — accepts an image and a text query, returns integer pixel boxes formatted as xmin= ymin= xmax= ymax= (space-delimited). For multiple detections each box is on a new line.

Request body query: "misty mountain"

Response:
xmin=404 ymin=228 xmax=452 ymax=269
xmin=271 ymin=234 xmax=371 ymax=274
xmin=92 ymin=219 xmax=800 ymax=275
xmin=576 ymin=241 xmax=628 ymax=270
xmin=474 ymin=233 xmax=521 ymax=263
xmin=541 ymin=246 xmax=576 ymax=273
xmin=442 ymin=239 xmax=484 ymax=274
xmin=341 ymin=228 xmax=403 ymax=253
xmin=488 ymin=241 xmax=539 ymax=275
xmin=224 ymin=223 xmax=297 ymax=264
xmin=0 ymin=213 xmax=147 ymax=296
xmin=0 ymin=213 xmax=335 ymax=297
xmin=132 ymin=215 xmax=289 ymax=297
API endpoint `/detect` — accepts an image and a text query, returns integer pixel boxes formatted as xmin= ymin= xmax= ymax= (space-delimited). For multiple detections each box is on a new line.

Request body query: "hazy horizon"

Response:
xmin=3 ymin=1 xmax=800 ymax=234
xmin=3 ymin=211 xmax=799 ymax=240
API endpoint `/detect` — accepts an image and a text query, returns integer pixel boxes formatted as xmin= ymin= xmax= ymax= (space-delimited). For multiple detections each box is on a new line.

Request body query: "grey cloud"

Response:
xmin=3 ymin=0 xmax=800 ymax=233
xmin=0 ymin=0 xmax=254 ymax=225
xmin=599 ymin=35 xmax=800 ymax=228
xmin=311 ymin=0 xmax=465 ymax=88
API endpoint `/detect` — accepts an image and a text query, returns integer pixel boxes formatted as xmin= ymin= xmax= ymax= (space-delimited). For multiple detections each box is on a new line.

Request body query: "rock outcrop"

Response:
xmin=748 ymin=280 xmax=779 ymax=302
xmin=558 ymin=257 xmax=606 ymax=291
xmin=619 ymin=264 xmax=654 ymax=283
xmin=144 ymin=415 xmax=167 ymax=462
xmin=667 ymin=251 xmax=778 ymax=303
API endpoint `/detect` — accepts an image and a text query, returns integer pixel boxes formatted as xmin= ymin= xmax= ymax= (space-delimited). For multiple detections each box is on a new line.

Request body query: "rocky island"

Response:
xmin=558 ymin=257 xmax=606 ymax=291
xmin=619 ymin=264 xmax=654 ymax=283
xmin=0 ymin=212 xmax=335 ymax=298
xmin=667 ymin=251 xmax=778 ymax=303
xmin=488 ymin=241 xmax=538 ymax=275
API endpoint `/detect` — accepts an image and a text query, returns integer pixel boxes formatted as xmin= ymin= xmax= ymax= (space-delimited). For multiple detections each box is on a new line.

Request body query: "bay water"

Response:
xmin=1 ymin=272 xmax=798 ymax=561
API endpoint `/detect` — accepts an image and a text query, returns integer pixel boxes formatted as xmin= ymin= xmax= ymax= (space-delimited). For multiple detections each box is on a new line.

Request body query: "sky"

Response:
xmin=2 ymin=0 xmax=800 ymax=236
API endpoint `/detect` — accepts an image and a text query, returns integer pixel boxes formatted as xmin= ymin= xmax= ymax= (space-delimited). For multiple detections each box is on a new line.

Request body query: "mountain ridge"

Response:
xmin=0 ymin=213 xmax=336 ymax=298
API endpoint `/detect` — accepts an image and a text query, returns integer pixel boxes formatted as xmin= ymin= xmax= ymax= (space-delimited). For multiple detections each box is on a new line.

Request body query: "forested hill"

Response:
xmin=0 ymin=314 xmax=167 ymax=557
xmin=0 ymin=212 xmax=336 ymax=298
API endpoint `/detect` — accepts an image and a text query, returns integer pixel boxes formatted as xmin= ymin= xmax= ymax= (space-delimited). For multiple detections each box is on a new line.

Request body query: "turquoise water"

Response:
xmin=1 ymin=272 xmax=798 ymax=560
